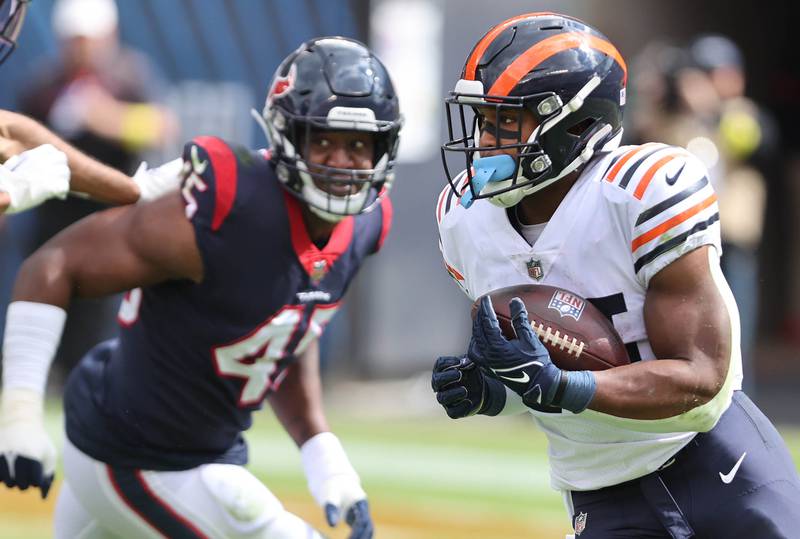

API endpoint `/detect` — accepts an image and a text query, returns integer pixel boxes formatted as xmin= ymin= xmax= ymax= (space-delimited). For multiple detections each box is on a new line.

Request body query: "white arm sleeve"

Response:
xmin=2 ymin=301 xmax=67 ymax=395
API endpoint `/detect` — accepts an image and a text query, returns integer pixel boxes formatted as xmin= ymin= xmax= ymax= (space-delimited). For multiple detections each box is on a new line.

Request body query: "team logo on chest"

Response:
xmin=310 ymin=259 xmax=328 ymax=284
xmin=548 ymin=290 xmax=586 ymax=321
xmin=574 ymin=511 xmax=588 ymax=535
xmin=525 ymin=258 xmax=544 ymax=281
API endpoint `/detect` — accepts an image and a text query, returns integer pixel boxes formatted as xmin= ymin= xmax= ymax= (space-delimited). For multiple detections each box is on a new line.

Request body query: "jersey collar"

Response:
xmin=283 ymin=191 xmax=354 ymax=282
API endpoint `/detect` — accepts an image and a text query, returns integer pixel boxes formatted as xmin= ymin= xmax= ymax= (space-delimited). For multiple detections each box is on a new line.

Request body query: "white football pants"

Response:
xmin=54 ymin=436 xmax=324 ymax=539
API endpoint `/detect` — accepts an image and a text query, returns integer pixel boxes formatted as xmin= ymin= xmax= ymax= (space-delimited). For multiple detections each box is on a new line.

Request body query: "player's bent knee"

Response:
xmin=200 ymin=464 xmax=283 ymax=534
xmin=200 ymin=464 xmax=323 ymax=539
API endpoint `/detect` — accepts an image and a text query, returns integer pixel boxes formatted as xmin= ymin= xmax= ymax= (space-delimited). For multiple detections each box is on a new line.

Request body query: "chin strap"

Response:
xmin=487 ymin=124 xmax=620 ymax=208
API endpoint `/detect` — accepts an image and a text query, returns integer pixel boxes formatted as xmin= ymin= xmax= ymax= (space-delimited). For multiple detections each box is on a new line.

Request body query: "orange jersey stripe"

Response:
xmin=631 ymin=193 xmax=718 ymax=252
xmin=488 ymin=32 xmax=627 ymax=96
xmin=454 ymin=170 xmax=472 ymax=207
xmin=633 ymin=153 xmax=682 ymax=200
xmin=436 ymin=185 xmax=449 ymax=223
xmin=464 ymin=12 xmax=556 ymax=80
xmin=605 ymin=144 xmax=656 ymax=182
xmin=437 ymin=171 xmax=471 ymax=222
xmin=446 ymin=262 xmax=465 ymax=281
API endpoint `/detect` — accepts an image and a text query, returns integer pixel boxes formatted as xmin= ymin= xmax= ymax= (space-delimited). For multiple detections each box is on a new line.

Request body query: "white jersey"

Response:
xmin=436 ymin=143 xmax=742 ymax=492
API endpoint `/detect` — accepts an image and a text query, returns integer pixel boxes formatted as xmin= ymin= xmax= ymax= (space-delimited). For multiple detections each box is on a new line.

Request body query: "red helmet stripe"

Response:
xmin=464 ymin=12 xmax=557 ymax=80
xmin=488 ymin=32 xmax=628 ymax=96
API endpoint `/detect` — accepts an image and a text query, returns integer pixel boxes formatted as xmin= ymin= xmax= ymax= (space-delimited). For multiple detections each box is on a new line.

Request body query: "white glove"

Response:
xmin=0 ymin=388 xmax=56 ymax=498
xmin=132 ymin=158 xmax=184 ymax=202
xmin=300 ymin=432 xmax=373 ymax=539
xmin=0 ymin=144 xmax=70 ymax=214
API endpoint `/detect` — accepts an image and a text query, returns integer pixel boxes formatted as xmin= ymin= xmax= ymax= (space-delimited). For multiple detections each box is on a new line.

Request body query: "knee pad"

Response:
xmin=199 ymin=463 xmax=283 ymax=534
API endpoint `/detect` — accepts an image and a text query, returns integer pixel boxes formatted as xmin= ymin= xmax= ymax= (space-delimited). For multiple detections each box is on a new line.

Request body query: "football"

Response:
xmin=471 ymin=284 xmax=630 ymax=371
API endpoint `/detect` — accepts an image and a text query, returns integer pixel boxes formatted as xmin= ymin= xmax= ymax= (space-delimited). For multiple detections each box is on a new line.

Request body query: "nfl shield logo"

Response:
xmin=310 ymin=259 xmax=327 ymax=283
xmin=575 ymin=512 xmax=588 ymax=535
xmin=526 ymin=258 xmax=544 ymax=281
xmin=548 ymin=290 xmax=586 ymax=321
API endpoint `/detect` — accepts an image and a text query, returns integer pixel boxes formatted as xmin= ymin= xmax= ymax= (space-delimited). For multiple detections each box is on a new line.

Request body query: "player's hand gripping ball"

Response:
xmin=471 ymin=284 xmax=630 ymax=371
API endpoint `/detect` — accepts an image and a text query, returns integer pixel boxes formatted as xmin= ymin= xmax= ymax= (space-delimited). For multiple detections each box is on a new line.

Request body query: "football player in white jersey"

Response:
xmin=432 ymin=12 xmax=800 ymax=538
xmin=0 ymin=0 xmax=180 ymax=214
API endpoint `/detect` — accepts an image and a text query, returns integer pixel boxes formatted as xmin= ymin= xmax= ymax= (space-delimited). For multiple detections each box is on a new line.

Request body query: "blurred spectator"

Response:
xmin=14 ymin=0 xmax=177 ymax=383
xmin=631 ymin=35 xmax=779 ymax=395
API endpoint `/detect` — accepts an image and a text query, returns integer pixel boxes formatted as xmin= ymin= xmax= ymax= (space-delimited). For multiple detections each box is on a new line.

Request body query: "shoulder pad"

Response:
xmin=435 ymin=170 xmax=470 ymax=225
xmin=181 ymin=136 xmax=242 ymax=231
xmin=625 ymin=149 xmax=720 ymax=281
xmin=599 ymin=143 xmax=685 ymax=196
xmin=372 ymin=193 xmax=393 ymax=253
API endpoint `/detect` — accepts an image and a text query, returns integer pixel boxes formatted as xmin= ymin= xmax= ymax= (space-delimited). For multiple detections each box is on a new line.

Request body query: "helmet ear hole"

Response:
xmin=566 ymin=117 xmax=597 ymax=136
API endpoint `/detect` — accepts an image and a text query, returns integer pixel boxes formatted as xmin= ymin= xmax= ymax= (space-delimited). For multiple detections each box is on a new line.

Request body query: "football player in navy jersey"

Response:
xmin=0 ymin=0 xmax=178 ymax=213
xmin=432 ymin=12 xmax=800 ymax=538
xmin=0 ymin=36 xmax=400 ymax=539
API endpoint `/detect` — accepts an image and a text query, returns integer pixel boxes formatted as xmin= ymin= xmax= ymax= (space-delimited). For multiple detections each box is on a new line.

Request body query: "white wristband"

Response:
xmin=300 ymin=432 xmax=358 ymax=504
xmin=2 ymin=301 xmax=67 ymax=394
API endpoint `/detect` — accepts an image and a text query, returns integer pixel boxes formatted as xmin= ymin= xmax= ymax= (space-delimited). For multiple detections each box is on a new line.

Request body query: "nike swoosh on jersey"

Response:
xmin=719 ymin=451 xmax=747 ymax=484
xmin=665 ymin=162 xmax=685 ymax=185
xmin=499 ymin=372 xmax=530 ymax=384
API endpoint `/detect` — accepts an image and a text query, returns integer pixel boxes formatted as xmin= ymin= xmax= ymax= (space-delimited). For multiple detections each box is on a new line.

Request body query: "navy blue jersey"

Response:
xmin=64 ymin=136 xmax=392 ymax=470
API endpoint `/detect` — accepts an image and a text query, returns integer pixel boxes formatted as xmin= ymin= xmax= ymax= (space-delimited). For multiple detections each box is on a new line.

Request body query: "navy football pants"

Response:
xmin=569 ymin=391 xmax=800 ymax=538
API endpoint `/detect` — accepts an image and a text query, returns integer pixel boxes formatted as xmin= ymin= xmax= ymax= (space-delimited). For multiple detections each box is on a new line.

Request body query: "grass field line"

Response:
xmin=247 ymin=428 xmax=553 ymax=494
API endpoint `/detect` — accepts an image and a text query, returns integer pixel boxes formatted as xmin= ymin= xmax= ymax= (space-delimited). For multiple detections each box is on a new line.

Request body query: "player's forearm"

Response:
xmin=0 ymin=191 xmax=9 ymax=211
xmin=270 ymin=381 xmax=330 ymax=446
xmin=269 ymin=344 xmax=330 ymax=447
xmin=589 ymin=358 xmax=724 ymax=419
xmin=64 ymin=147 xmax=139 ymax=204
xmin=0 ymin=110 xmax=139 ymax=204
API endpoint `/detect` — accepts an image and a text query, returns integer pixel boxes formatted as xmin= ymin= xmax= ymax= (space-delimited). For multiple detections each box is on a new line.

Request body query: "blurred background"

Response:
xmin=1 ymin=0 xmax=799 ymax=538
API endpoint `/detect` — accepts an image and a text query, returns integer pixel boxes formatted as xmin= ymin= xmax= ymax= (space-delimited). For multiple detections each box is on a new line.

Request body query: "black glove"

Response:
xmin=432 ymin=355 xmax=506 ymax=418
xmin=343 ymin=499 xmax=373 ymax=539
xmin=471 ymin=295 xmax=596 ymax=413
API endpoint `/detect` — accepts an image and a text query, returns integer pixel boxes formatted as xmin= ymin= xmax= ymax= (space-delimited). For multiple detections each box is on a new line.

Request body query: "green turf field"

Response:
xmin=1 ymin=403 xmax=799 ymax=539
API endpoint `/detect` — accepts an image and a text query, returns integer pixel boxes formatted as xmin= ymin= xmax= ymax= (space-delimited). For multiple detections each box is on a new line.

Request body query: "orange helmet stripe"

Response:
xmin=464 ymin=12 xmax=557 ymax=80
xmin=488 ymin=32 xmax=627 ymax=97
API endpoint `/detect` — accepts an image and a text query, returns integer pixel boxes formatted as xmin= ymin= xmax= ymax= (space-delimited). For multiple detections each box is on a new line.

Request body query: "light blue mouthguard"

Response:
xmin=459 ymin=154 xmax=516 ymax=208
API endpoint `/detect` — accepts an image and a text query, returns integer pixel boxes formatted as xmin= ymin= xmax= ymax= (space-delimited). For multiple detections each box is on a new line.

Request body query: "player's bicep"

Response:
xmin=54 ymin=192 xmax=201 ymax=297
xmin=268 ymin=340 xmax=327 ymax=446
xmin=126 ymin=190 xmax=204 ymax=283
xmin=644 ymin=246 xmax=732 ymax=385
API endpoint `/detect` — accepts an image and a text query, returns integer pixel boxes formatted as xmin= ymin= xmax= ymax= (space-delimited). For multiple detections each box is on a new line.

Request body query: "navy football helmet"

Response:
xmin=260 ymin=36 xmax=402 ymax=222
xmin=0 ymin=0 xmax=28 ymax=65
xmin=442 ymin=12 xmax=627 ymax=208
